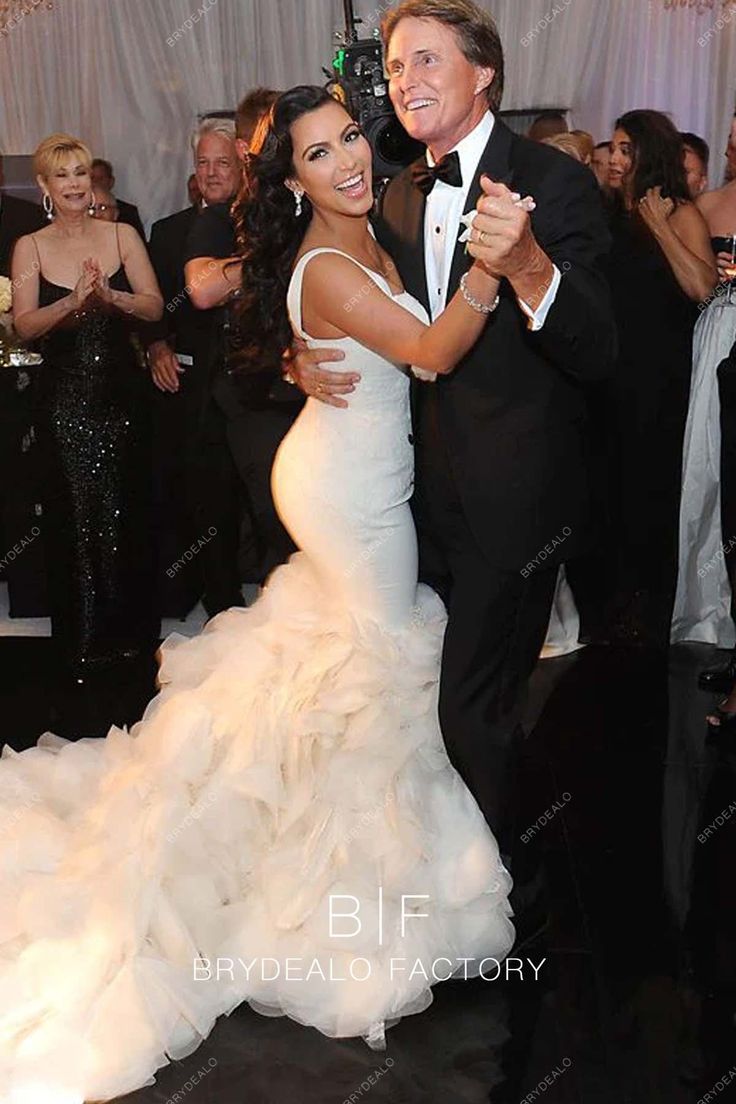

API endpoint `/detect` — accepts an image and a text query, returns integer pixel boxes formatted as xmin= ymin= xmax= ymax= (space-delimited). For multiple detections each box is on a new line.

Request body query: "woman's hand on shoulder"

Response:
xmin=637 ymin=186 xmax=674 ymax=234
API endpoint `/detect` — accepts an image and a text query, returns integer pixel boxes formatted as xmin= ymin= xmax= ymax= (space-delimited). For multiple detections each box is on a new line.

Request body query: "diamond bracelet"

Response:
xmin=460 ymin=272 xmax=500 ymax=315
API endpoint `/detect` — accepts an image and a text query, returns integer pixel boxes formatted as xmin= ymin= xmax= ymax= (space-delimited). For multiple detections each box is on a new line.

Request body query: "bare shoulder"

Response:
xmin=115 ymin=220 xmax=144 ymax=250
xmin=300 ymin=250 xmax=380 ymax=296
xmin=696 ymin=182 xmax=736 ymax=229
xmin=12 ymin=230 xmax=41 ymax=264
xmin=671 ymin=199 xmax=707 ymax=230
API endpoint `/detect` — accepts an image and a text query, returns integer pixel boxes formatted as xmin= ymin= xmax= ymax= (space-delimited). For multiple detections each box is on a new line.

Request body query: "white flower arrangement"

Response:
xmin=0 ymin=274 xmax=12 ymax=320
xmin=0 ymin=275 xmax=41 ymax=367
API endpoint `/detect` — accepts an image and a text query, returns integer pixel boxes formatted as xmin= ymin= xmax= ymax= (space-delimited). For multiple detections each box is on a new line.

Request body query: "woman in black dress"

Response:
xmin=12 ymin=133 xmax=163 ymax=678
xmin=601 ymin=110 xmax=717 ymax=645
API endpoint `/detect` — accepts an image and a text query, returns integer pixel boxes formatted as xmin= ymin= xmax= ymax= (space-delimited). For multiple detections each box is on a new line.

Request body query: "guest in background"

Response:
xmin=527 ymin=110 xmax=568 ymax=142
xmin=725 ymin=116 xmax=736 ymax=184
xmin=542 ymin=132 xmax=585 ymax=163
xmin=571 ymin=128 xmax=595 ymax=166
xmin=90 ymin=157 xmax=146 ymax=241
xmin=146 ymin=118 xmax=245 ymax=619
xmin=591 ymin=140 xmax=611 ymax=190
xmin=90 ymin=188 xmax=119 ymax=223
xmin=187 ymin=172 xmax=202 ymax=207
xmin=0 ymin=152 xmax=45 ymax=610
xmin=185 ymin=87 xmax=280 ymax=308
xmin=185 ymin=87 xmax=302 ymax=586
xmin=674 ymin=118 xmax=736 ymax=689
xmin=681 ymin=132 xmax=709 ymax=199
xmin=706 ymin=336 xmax=736 ymax=730
xmin=601 ymin=109 xmax=716 ymax=645
xmin=0 ymin=152 xmax=44 ymax=276
xmin=12 ymin=134 xmax=162 ymax=678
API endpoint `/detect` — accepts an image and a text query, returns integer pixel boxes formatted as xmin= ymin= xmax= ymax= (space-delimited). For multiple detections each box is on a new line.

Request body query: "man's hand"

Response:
xmin=467 ymin=177 xmax=554 ymax=312
xmin=148 ymin=340 xmax=184 ymax=393
xmin=467 ymin=177 xmax=540 ymax=280
xmin=287 ymin=341 xmax=358 ymax=409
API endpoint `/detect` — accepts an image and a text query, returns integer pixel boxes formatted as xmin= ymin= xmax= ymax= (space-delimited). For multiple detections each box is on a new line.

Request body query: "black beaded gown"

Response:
xmin=35 ymin=265 xmax=156 ymax=673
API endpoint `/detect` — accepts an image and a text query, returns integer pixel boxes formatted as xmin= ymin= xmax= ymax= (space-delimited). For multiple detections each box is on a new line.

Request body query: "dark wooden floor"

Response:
xmin=1 ymin=638 xmax=734 ymax=1104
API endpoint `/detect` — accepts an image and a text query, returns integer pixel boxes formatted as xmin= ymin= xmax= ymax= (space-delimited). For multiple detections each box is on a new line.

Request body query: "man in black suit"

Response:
xmin=0 ymin=155 xmax=44 ymax=277
xmin=185 ymin=88 xmax=302 ymax=586
xmin=145 ymin=119 xmax=245 ymax=618
xmin=292 ymin=0 xmax=615 ymax=845
xmin=90 ymin=158 xmax=146 ymax=242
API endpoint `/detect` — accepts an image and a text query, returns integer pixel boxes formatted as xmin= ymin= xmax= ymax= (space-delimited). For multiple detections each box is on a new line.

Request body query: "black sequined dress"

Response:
xmin=36 ymin=269 xmax=156 ymax=673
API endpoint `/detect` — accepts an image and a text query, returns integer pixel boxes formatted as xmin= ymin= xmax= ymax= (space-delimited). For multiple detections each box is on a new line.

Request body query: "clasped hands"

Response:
xmin=70 ymin=257 xmax=116 ymax=312
xmin=463 ymin=175 xmax=538 ymax=281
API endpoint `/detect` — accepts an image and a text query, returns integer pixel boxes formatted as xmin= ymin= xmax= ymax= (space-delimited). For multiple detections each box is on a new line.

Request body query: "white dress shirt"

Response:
xmin=423 ymin=110 xmax=560 ymax=327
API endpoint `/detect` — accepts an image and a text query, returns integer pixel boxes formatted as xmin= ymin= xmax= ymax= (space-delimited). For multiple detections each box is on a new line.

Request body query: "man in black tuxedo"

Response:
xmin=0 ymin=156 xmax=44 ymax=277
xmin=90 ymin=158 xmax=146 ymax=242
xmin=292 ymin=0 xmax=615 ymax=844
xmin=144 ymin=119 xmax=245 ymax=618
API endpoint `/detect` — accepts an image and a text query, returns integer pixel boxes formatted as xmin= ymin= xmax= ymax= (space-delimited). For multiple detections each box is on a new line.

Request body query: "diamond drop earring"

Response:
xmin=43 ymin=193 xmax=54 ymax=220
xmin=294 ymin=190 xmax=303 ymax=217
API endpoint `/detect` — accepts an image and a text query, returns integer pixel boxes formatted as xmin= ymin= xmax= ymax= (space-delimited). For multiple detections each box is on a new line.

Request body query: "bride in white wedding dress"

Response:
xmin=0 ymin=87 xmax=516 ymax=1102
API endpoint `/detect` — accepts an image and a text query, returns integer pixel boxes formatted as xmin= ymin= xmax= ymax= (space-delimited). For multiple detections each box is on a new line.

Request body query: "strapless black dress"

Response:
xmin=35 ymin=269 xmax=156 ymax=673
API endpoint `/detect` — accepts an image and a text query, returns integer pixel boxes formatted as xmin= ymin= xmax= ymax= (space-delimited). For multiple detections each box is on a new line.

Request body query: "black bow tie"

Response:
xmin=411 ymin=151 xmax=463 ymax=196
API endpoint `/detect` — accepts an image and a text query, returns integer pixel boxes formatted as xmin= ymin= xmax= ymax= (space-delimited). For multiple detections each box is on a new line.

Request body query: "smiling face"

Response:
xmin=609 ymin=128 xmax=634 ymax=192
xmin=386 ymin=16 xmax=493 ymax=161
xmin=38 ymin=153 xmax=92 ymax=217
xmin=287 ymin=99 xmax=374 ymax=220
xmin=194 ymin=132 xmax=240 ymax=205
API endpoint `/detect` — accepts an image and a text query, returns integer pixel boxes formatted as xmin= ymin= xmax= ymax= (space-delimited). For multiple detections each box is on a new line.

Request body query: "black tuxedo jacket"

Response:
xmin=0 ymin=193 xmax=44 ymax=278
xmin=147 ymin=205 xmax=214 ymax=354
xmin=375 ymin=120 xmax=616 ymax=571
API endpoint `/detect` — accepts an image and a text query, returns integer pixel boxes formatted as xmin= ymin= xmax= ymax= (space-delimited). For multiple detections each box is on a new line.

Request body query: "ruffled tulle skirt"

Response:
xmin=0 ymin=554 xmax=513 ymax=1103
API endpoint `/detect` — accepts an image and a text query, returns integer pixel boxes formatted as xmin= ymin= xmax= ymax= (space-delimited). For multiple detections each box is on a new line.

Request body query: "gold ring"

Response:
xmin=478 ymin=230 xmax=489 ymax=245
xmin=316 ymin=382 xmax=324 ymax=395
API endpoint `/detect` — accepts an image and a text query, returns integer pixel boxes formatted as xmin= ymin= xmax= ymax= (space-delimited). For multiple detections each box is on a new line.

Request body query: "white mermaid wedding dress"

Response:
xmin=0 ymin=250 xmax=513 ymax=1103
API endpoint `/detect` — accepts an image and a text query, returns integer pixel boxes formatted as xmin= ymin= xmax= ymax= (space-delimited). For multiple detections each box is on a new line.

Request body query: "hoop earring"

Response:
xmin=42 ymin=193 xmax=54 ymax=220
xmin=294 ymin=190 xmax=303 ymax=217
xmin=88 ymin=191 xmax=96 ymax=216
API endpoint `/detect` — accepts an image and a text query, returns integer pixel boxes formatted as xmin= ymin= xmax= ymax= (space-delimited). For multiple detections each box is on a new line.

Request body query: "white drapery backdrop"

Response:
xmin=0 ymin=0 xmax=734 ymax=230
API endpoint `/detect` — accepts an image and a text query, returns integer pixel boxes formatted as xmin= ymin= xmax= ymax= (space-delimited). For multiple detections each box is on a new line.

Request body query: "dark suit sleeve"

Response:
xmin=528 ymin=159 xmax=616 ymax=383
xmin=142 ymin=218 xmax=174 ymax=347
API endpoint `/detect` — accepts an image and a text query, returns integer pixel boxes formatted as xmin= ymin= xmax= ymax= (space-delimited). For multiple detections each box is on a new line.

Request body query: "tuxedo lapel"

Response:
xmin=446 ymin=120 xmax=517 ymax=301
xmin=399 ymin=160 xmax=430 ymax=314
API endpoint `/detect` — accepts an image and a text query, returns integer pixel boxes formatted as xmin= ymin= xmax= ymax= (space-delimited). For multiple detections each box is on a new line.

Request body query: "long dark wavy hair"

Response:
xmin=614 ymin=109 xmax=690 ymax=205
xmin=232 ymin=84 xmax=343 ymax=375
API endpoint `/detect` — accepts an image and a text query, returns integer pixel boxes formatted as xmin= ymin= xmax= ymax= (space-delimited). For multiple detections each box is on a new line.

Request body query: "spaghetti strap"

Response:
xmin=114 ymin=221 xmax=122 ymax=264
xmin=30 ymin=233 xmax=41 ymax=267
xmin=287 ymin=248 xmax=391 ymax=339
